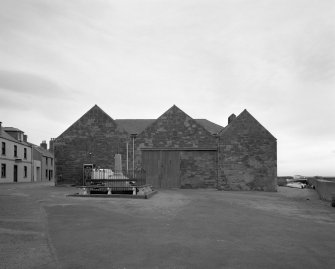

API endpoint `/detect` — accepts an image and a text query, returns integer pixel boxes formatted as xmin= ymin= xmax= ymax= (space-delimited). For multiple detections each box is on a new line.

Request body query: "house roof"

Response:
xmin=115 ymin=119 xmax=155 ymax=135
xmin=195 ymin=119 xmax=224 ymax=135
xmin=57 ymin=104 xmax=129 ymax=139
xmin=115 ymin=118 xmax=224 ymax=135
xmin=3 ymin=127 xmax=23 ymax=132
xmin=29 ymin=143 xmax=54 ymax=158
xmin=0 ymin=128 xmax=30 ymax=146
xmin=219 ymin=109 xmax=276 ymax=139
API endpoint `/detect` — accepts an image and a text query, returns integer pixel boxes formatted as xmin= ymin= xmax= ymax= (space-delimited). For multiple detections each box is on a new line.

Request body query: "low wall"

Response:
xmin=308 ymin=178 xmax=335 ymax=202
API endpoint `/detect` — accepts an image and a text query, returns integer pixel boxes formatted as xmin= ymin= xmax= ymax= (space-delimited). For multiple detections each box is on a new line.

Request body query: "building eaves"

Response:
xmin=0 ymin=129 xmax=30 ymax=146
xmin=29 ymin=143 xmax=54 ymax=158
xmin=3 ymin=127 xmax=23 ymax=132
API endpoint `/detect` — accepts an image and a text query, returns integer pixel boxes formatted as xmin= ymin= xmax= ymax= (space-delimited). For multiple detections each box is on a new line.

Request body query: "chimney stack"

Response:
xmin=49 ymin=138 xmax=55 ymax=153
xmin=0 ymin=122 xmax=2 ymax=132
xmin=40 ymin=140 xmax=47 ymax=150
xmin=228 ymin=114 xmax=236 ymax=124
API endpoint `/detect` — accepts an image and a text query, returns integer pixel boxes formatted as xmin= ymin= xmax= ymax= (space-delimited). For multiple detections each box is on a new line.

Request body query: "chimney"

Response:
xmin=49 ymin=138 xmax=55 ymax=153
xmin=0 ymin=122 xmax=2 ymax=132
xmin=23 ymin=134 xmax=27 ymax=142
xmin=228 ymin=113 xmax=236 ymax=124
xmin=40 ymin=140 xmax=47 ymax=150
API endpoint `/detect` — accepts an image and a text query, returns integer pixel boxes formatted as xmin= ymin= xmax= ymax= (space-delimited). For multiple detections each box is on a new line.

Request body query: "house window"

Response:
xmin=1 ymin=164 xmax=6 ymax=178
xmin=24 ymin=166 xmax=27 ymax=177
xmin=46 ymin=157 xmax=48 ymax=165
xmin=51 ymin=158 xmax=53 ymax=166
xmin=14 ymin=145 xmax=17 ymax=157
xmin=1 ymin=142 xmax=5 ymax=155
xmin=24 ymin=148 xmax=27 ymax=159
xmin=45 ymin=169 xmax=48 ymax=179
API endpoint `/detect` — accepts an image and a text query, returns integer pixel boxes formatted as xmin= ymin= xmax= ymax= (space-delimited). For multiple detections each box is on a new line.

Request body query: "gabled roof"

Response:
xmin=3 ymin=127 xmax=23 ymax=132
xmin=219 ymin=109 xmax=276 ymax=140
xmin=115 ymin=119 xmax=155 ymax=135
xmin=57 ymin=104 xmax=128 ymax=139
xmin=29 ymin=143 xmax=54 ymax=158
xmin=195 ymin=119 xmax=224 ymax=135
xmin=0 ymin=128 xmax=30 ymax=146
xmin=115 ymin=118 xmax=224 ymax=135
xmin=136 ymin=105 xmax=218 ymax=148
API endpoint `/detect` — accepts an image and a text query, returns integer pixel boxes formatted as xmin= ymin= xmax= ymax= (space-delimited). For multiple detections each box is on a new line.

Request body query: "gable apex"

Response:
xmin=219 ymin=109 xmax=276 ymax=140
xmin=56 ymin=104 xmax=128 ymax=139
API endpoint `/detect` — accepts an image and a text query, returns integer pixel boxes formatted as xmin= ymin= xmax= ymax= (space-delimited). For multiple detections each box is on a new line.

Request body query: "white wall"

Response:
xmin=0 ymin=137 xmax=32 ymax=183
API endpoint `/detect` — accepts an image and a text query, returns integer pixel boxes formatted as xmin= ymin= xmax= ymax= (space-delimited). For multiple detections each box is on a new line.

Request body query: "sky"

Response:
xmin=0 ymin=0 xmax=334 ymax=176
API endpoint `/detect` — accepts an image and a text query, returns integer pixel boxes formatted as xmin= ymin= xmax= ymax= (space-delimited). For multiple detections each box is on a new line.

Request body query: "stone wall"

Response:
xmin=54 ymin=105 xmax=129 ymax=185
xmin=308 ymin=179 xmax=335 ymax=202
xmin=135 ymin=105 xmax=217 ymax=168
xmin=218 ymin=110 xmax=277 ymax=191
xmin=180 ymin=151 xmax=217 ymax=188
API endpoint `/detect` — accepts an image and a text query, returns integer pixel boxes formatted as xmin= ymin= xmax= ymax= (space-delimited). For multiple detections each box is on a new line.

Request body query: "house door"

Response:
xmin=14 ymin=165 xmax=18 ymax=182
xmin=142 ymin=150 xmax=181 ymax=188
xmin=36 ymin=167 xmax=40 ymax=181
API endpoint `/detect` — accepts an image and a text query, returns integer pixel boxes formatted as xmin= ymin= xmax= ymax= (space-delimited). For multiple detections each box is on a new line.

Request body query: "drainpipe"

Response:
xmin=31 ymin=144 xmax=33 ymax=182
xmin=213 ymin=134 xmax=220 ymax=190
xmin=126 ymin=142 xmax=129 ymax=173
xmin=131 ymin=134 xmax=137 ymax=178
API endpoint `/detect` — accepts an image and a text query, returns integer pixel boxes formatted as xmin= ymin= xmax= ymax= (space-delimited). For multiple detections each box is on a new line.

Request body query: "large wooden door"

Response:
xmin=142 ymin=150 xmax=180 ymax=188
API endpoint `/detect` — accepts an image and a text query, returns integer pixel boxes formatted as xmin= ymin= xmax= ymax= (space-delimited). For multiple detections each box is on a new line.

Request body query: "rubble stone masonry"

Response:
xmin=218 ymin=110 xmax=277 ymax=191
xmin=54 ymin=105 xmax=129 ymax=185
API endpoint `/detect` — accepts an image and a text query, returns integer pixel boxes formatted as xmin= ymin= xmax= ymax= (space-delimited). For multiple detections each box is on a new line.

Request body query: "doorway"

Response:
xmin=13 ymin=165 xmax=18 ymax=182
xmin=142 ymin=150 xmax=181 ymax=188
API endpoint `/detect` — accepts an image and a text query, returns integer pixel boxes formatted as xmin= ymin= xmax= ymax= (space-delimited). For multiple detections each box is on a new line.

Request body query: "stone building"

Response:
xmin=54 ymin=105 xmax=277 ymax=191
xmin=30 ymin=141 xmax=55 ymax=182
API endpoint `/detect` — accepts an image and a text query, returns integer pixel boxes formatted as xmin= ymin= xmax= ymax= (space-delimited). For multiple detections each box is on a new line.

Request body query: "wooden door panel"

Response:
xmin=142 ymin=151 xmax=161 ymax=188
xmin=142 ymin=150 xmax=180 ymax=188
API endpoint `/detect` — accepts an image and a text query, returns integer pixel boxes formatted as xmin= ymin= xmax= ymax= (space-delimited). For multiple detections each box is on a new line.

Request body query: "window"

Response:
xmin=14 ymin=145 xmax=17 ymax=157
xmin=1 ymin=164 xmax=6 ymax=178
xmin=24 ymin=166 xmax=27 ymax=177
xmin=51 ymin=158 xmax=53 ymax=166
xmin=1 ymin=142 xmax=5 ymax=155
xmin=24 ymin=148 xmax=27 ymax=159
xmin=46 ymin=157 xmax=48 ymax=165
xmin=45 ymin=169 xmax=48 ymax=179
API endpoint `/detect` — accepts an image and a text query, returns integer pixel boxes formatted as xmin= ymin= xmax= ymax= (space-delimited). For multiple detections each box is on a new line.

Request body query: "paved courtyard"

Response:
xmin=0 ymin=182 xmax=334 ymax=269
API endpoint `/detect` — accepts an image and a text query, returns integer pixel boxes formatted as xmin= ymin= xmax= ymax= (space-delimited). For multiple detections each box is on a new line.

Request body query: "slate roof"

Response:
xmin=115 ymin=118 xmax=224 ymax=135
xmin=0 ymin=128 xmax=30 ymax=146
xmin=219 ymin=109 xmax=276 ymax=139
xmin=3 ymin=127 xmax=23 ymax=132
xmin=194 ymin=119 xmax=224 ymax=135
xmin=29 ymin=143 xmax=54 ymax=158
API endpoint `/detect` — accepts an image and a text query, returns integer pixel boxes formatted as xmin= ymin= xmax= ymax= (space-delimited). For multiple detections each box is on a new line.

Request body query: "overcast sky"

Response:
xmin=0 ymin=0 xmax=334 ymax=176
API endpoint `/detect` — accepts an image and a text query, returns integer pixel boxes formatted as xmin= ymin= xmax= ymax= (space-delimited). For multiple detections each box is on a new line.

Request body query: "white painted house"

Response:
xmin=0 ymin=123 xmax=32 ymax=183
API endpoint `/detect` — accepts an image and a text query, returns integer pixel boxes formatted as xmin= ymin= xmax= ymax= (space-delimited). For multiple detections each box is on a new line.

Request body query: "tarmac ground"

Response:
xmin=0 ymin=182 xmax=334 ymax=269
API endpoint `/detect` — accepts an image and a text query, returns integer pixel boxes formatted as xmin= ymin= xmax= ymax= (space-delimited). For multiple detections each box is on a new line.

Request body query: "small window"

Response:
xmin=1 ymin=164 xmax=6 ymax=178
xmin=51 ymin=158 xmax=53 ymax=166
xmin=14 ymin=145 xmax=17 ymax=157
xmin=24 ymin=166 xmax=27 ymax=177
xmin=24 ymin=148 xmax=27 ymax=159
xmin=1 ymin=142 xmax=5 ymax=155
xmin=46 ymin=157 xmax=48 ymax=165
xmin=45 ymin=169 xmax=48 ymax=178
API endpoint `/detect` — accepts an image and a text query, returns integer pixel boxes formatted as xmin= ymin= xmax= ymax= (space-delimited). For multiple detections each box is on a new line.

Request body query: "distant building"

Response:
xmin=54 ymin=105 xmax=277 ymax=191
xmin=30 ymin=141 xmax=55 ymax=182
xmin=0 ymin=122 xmax=32 ymax=183
xmin=0 ymin=122 xmax=54 ymax=183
